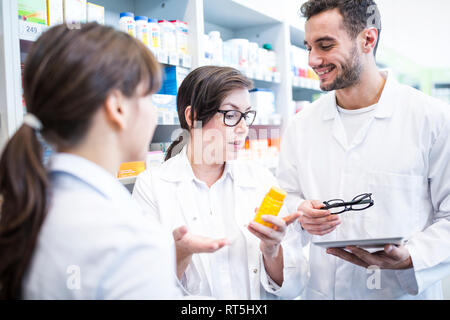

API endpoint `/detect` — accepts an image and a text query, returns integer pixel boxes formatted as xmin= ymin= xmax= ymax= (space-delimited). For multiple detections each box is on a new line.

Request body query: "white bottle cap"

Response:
xmin=209 ymin=31 xmax=221 ymax=39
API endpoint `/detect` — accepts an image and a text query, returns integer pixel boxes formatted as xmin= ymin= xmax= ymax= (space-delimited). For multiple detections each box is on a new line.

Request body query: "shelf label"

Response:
xmin=168 ymin=53 xmax=179 ymax=66
xmin=255 ymin=69 xmax=264 ymax=81
xmin=245 ymin=69 xmax=254 ymax=79
xmin=157 ymin=50 xmax=169 ymax=64
xmin=299 ymin=77 xmax=307 ymax=88
xmin=273 ymin=72 xmax=281 ymax=83
xmin=180 ymin=54 xmax=192 ymax=68
xmin=19 ymin=20 xmax=47 ymax=41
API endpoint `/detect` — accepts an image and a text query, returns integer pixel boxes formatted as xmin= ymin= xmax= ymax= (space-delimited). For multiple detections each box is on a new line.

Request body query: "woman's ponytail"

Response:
xmin=0 ymin=22 xmax=162 ymax=299
xmin=164 ymin=129 xmax=190 ymax=161
xmin=0 ymin=124 xmax=50 ymax=299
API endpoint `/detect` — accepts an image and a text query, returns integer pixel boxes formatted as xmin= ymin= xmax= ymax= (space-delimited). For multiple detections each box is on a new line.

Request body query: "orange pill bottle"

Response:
xmin=253 ymin=187 xmax=287 ymax=228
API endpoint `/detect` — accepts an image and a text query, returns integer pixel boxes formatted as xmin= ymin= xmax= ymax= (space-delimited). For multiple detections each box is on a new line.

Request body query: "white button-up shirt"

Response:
xmin=189 ymin=163 xmax=250 ymax=299
xmin=278 ymin=70 xmax=450 ymax=299
xmin=23 ymin=153 xmax=182 ymax=299
xmin=132 ymin=146 xmax=309 ymax=299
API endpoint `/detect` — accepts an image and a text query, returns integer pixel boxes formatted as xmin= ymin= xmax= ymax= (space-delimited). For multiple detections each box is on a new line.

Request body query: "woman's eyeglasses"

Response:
xmin=217 ymin=110 xmax=257 ymax=127
xmin=321 ymin=193 xmax=374 ymax=215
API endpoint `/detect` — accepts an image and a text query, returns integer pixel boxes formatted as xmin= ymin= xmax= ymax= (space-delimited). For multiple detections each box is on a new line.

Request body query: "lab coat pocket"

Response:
xmin=363 ymin=172 xmax=424 ymax=239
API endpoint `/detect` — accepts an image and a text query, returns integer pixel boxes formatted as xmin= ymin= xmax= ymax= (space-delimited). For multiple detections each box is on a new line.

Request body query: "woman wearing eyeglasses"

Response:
xmin=132 ymin=66 xmax=308 ymax=299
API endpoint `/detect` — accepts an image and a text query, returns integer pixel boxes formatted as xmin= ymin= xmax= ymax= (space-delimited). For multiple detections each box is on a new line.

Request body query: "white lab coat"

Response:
xmin=132 ymin=147 xmax=308 ymax=299
xmin=23 ymin=153 xmax=182 ymax=299
xmin=277 ymin=70 xmax=450 ymax=299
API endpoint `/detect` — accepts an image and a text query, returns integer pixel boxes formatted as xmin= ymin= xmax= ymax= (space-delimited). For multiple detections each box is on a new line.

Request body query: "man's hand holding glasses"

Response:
xmin=297 ymin=193 xmax=374 ymax=236
xmin=297 ymin=193 xmax=413 ymax=269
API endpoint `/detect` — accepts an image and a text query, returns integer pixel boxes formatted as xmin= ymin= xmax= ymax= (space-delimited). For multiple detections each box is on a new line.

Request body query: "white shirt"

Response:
xmin=278 ymin=70 xmax=450 ymax=299
xmin=188 ymin=162 xmax=250 ymax=299
xmin=132 ymin=146 xmax=309 ymax=299
xmin=23 ymin=153 xmax=182 ymax=299
xmin=337 ymin=103 xmax=377 ymax=146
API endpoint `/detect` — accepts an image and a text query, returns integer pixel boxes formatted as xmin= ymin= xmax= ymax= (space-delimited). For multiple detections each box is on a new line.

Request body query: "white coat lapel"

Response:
xmin=321 ymin=92 xmax=348 ymax=151
xmin=348 ymin=70 xmax=395 ymax=149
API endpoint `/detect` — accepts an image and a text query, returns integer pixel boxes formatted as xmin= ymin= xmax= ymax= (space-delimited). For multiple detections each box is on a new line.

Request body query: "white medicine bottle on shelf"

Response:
xmin=159 ymin=20 xmax=176 ymax=54
xmin=148 ymin=18 xmax=161 ymax=53
xmin=135 ymin=16 xmax=149 ymax=46
xmin=203 ymin=34 xmax=212 ymax=65
xmin=208 ymin=31 xmax=223 ymax=66
xmin=263 ymin=43 xmax=277 ymax=73
xmin=119 ymin=12 xmax=135 ymax=37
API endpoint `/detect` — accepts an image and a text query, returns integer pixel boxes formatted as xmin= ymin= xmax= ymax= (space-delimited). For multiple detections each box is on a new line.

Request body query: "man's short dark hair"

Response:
xmin=301 ymin=0 xmax=382 ymax=57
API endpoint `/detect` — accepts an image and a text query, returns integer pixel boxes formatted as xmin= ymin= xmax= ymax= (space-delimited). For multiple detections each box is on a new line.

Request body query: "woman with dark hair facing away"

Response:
xmin=0 ymin=23 xmax=182 ymax=299
xmin=132 ymin=66 xmax=308 ymax=299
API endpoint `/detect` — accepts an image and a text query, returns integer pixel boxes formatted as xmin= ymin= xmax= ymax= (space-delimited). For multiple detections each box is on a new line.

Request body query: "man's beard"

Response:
xmin=320 ymin=44 xmax=362 ymax=92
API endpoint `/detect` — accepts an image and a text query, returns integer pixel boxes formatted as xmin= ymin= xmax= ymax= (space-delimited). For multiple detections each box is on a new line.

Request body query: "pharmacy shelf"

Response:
xmin=203 ymin=0 xmax=282 ymax=31
xmin=151 ymin=124 xmax=282 ymax=143
xmin=293 ymin=87 xmax=323 ymax=102
xmin=19 ymin=39 xmax=33 ymax=63
xmin=118 ymin=176 xmax=137 ymax=185
xmin=251 ymin=78 xmax=281 ymax=89
xmin=290 ymin=25 xmax=307 ymax=49
xmin=151 ymin=124 xmax=181 ymax=143
xmin=18 ymin=20 xmax=48 ymax=42
xmin=119 ymin=176 xmax=136 ymax=193
xmin=248 ymin=124 xmax=282 ymax=140
xmin=1 ymin=0 xmax=317 ymax=149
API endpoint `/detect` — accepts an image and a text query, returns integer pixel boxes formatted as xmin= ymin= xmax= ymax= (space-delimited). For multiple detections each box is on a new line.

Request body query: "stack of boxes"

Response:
xmin=18 ymin=0 xmax=105 ymax=28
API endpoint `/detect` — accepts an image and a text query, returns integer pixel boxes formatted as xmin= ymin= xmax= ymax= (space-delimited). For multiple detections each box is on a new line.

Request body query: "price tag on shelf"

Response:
xmin=245 ymin=69 xmax=254 ymax=79
xmin=254 ymin=69 xmax=264 ymax=81
xmin=299 ymin=77 xmax=307 ymax=88
xmin=168 ymin=53 xmax=179 ymax=66
xmin=313 ymin=79 xmax=319 ymax=89
xmin=180 ymin=54 xmax=192 ymax=68
xmin=19 ymin=20 xmax=47 ymax=41
xmin=273 ymin=72 xmax=281 ymax=83
xmin=157 ymin=50 xmax=168 ymax=64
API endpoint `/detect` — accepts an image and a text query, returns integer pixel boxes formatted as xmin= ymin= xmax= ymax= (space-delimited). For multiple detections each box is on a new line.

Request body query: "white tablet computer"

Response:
xmin=313 ymin=237 xmax=405 ymax=249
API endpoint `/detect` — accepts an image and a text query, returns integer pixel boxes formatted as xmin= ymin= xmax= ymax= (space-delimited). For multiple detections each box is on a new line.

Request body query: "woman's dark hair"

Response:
xmin=300 ymin=0 xmax=382 ymax=57
xmin=165 ymin=66 xmax=253 ymax=160
xmin=0 ymin=23 xmax=161 ymax=299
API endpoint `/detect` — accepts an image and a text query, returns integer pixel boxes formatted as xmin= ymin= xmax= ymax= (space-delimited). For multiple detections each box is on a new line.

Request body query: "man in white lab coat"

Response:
xmin=278 ymin=0 xmax=450 ymax=299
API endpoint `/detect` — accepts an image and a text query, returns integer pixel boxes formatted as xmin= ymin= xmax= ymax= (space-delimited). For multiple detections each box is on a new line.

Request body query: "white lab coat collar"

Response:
xmin=322 ymin=69 xmax=398 ymax=121
xmin=159 ymin=145 xmax=258 ymax=188
xmin=48 ymin=153 xmax=129 ymax=202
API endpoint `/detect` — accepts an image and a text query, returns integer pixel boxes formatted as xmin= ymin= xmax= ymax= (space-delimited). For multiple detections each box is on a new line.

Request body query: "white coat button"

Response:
xmin=253 ymin=268 xmax=258 ymax=274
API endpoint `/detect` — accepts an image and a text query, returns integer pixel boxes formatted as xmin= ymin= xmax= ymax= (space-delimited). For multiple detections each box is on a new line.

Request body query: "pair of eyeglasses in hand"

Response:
xmin=321 ymin=193 xmax=374 ymax=215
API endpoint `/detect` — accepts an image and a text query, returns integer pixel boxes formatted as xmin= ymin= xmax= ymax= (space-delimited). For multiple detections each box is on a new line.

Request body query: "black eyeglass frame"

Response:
xmin=321 ymin=193 xmax=374 ymax=215
xmin=217 ymin=110 xmax=257 ymax=127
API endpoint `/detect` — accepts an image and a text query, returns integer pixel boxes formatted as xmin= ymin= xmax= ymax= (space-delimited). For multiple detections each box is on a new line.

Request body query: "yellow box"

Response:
xmin=47 ymin=0 xmax=64 ymax=26
xmin=117 ymin=161 xmax=146 ymax=178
